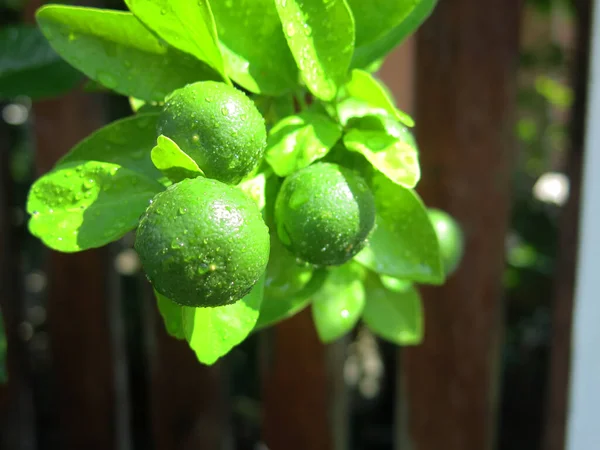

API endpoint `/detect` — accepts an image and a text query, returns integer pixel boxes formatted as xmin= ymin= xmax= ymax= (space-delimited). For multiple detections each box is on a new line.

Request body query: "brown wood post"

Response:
xmin=30 ymin=92 xmax=118 ymax=450
xmin=543 ymin=1 xmax=592 ymax=449
xmin=402 ymin=1 xmax=521 ymax=449
xmin=147 ymin=285 xmax=226 ymax=450
xmin=262 ymin=310 xmax=333 ymax=450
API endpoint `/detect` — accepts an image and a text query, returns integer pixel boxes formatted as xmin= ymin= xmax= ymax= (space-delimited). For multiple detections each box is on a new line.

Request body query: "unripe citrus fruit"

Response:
xmin=427 ymin=208 xmax=464 ymax=276
xmin=157 ymin=81 xmax=266 ymax=185
xmin=135 ymin=177 xmax=270 ymax=307
xmin=274 ymin=162 xmax=376 ymax=266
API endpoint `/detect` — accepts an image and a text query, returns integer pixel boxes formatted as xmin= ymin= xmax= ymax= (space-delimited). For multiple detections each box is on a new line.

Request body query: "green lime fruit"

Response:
xmin=274 ymin=162 xmax=376 ymax=266
xmin=157 ymin=81 xmax=267 ymax=185
xmin=428 ymin=208 xmax=465 ymax=276
xmin=135 ymin=177 xmax=270 ymax=307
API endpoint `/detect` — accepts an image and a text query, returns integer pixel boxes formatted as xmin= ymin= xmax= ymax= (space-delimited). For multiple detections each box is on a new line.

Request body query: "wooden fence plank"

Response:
xmin=262 ymin=309 xmax=333 ymax=450
xmin=148 ymin=288 xmax=226 ymax=450
xmin=403 ymin=1 xmax=520 ymax=449
xmin=30 ymin=90 xmax=117 ymax=450
xmin=543 ymin=1 xmax=592 ymax=449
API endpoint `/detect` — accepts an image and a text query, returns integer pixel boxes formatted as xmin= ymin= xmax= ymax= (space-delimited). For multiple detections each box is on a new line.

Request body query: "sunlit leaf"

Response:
xmin=27 ymin=161 xmax=163 ymax=252
xmin=151 ymin=135 xmax=204 ymax=184
xmin=275 ymin=0 xmax=355 ymax=101
xmin=183 ymin=275 xmax=264 ymax=365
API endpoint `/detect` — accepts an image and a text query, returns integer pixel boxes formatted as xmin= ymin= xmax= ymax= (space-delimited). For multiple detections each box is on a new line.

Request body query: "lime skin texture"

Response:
xmin=274 ymin=162 xmax=376 ymax=266
xmin=135 ymin=177 xmax=270 ymax=308
xmin=427 ymin=208 xmax=465 ymax=276
xmin=157 ymin=81 xmax=267 ymax=185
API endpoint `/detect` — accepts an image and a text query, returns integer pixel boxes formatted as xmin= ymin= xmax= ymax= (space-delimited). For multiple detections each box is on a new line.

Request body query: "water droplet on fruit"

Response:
xmin=192 ymin=134 xmax=200 ymax=142
xmin=83 ymin=179 xmax=95 ymax=190
xmin=178 ymin=207 xmax=187 ymax=215
xmin=160 ymin=8 xmax=167 ymax=15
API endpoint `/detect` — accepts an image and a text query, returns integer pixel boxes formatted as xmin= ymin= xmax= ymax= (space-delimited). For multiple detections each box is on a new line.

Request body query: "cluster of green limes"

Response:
xmin=134 ymin=81 xmax=462 ymax=309
xmin=135 ymin=81 xmax=271 ymax=307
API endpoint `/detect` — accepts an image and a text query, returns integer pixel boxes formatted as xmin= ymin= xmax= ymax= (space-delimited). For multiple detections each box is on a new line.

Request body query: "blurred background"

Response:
xmin=0 ymin=0 xmax=594 ymax=449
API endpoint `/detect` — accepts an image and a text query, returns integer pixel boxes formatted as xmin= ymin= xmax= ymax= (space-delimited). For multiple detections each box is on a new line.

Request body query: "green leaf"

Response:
xmin=263 ymin=234 xmax=313 ymax=300
xmin=238 ymin=171 xmax=270 ymax=212
xmin=151 ymin=135 xmax=204 ymax=184
xmin=344 ymin=128 xmax=420 ymax=188
xmin=212 ymin=0 xmax=297 ymax=95
xmin=275 ymin=0 xmax=355 ymax=101
xmin=363 ymin=273 xmax=423 ymax=345
xmin=347 ymin=0 xmax=421 ymax=47
xmin=354 ymin=173 xmax=444 ymax=284
xmin=337 ymin=97 xmax=388 ymax=126
xmin=58 ymin=113 xmax=165 ymax=183
xmin=125 ymin=0 xmax=228 ymax=83
xmin=183 ymin=275 xmax=265 ymax=365
xmin=351 ymin=0 xmax=438 ymax=69
xmin=27 ymin=161 xmax=163 ymax=252
xmin=379 ymin=274 xmax=412 ymax=292
xmin=129 ymin=97 xmax=163 ymax=114
xmin=0 ymin=307 xmax=6 ymax=384
xmin=155 ymin=290 xmax=185 ymax=340
xmin=36 ymin=5 xmax=220 ymax=101
xmin=345 ymin=114 xmax=417 ymax=150
xmin=256 ymin=268 xmax=327 ymax=330
xmin=345 ymin=69 xmax=414 ymax=127
xmin=266 ymin=111 xmax=342 ymax=176
xmin=311 ymin=263 xmax=365 ymax=343
xmin=0 ymin=25 xmax=83 ymax=100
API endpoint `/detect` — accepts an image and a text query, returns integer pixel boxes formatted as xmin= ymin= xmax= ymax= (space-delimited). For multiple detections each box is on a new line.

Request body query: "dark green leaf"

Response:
xmin=354 ymin=173 xmax=444 ymax=284
xmin=0 ymin=25 xmax=83 ymax=100
xmin=347 ymin=0 xmax=420 ymax=47
xmin=275 ymin=0 xmax=355 ymax=101
xmin=363 ymin=273 xmax=423 ymax=345
xmin=125 ymin=0 xmax=228 ymax=82
xmin=266 ymin=111 xmax=342 ymax=176
xmin=345 ymin=69 xmax=414 ymax=127
xmin=256 ymin=268 xmax=327 ymax=330
xmin=0 ymin=307 xmax=6 ymax=384
xmin=27 ymin=161 xmax=163 ymax=252
xmin=155 ymin=290 xmax=185 ymax=340
xmin=183 ymin=275 xmax=265 ymax=365
xmin=151 ymin=135 xmax=204 ymax=184
xmin=36 ymin=5 xmax=220 ymax=101
xmin=58 ymin=113 xmax=165 ymax=184
xmin=212 ymin=0 xmax=298 ymax=95
xmin=311 ymin=263 xmax=365 ymax=343
xmin=351 ymin=0 xmax=437 ymax=69
xmin=344 ymin=128 xmax=420 ymax=188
